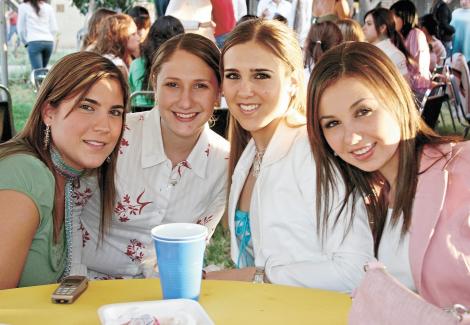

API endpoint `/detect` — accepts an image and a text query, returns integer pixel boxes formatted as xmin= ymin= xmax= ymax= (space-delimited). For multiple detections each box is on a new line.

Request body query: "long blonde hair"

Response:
xmin=221 ymin=19 xmax=306 ymax=187
xmin=0 ymin=51 xmax=129 ymax=241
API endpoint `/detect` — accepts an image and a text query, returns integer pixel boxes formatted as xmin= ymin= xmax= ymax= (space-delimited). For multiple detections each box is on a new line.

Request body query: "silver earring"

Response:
xmin=333 ymin=152 xmax=338 ymax=157
xmin=106 ymin=156 xmax=112 ymax=163
xmin=43 ymin=124 xmax=50 ymax=150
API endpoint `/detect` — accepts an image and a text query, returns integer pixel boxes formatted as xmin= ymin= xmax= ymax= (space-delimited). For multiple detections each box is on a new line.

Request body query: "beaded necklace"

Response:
xmin=50 ymin=146 xmax=84 ymax=278
xmin=252 ymin=148 xmax=266 ymax=178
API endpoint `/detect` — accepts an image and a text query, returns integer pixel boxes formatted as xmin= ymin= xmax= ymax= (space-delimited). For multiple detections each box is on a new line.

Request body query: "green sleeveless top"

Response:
xmin=0 ymin=154 xmax=66 ymax=287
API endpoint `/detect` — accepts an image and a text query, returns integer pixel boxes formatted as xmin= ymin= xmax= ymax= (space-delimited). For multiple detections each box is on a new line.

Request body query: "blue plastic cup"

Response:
xmin=151 ymin=224 xmax=208 ymax=301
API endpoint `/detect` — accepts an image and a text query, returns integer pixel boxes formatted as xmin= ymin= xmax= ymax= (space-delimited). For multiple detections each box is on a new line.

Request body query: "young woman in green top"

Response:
xmin=0 ymin=52 xmax=128 ymax=289
xmin=128 ymin=15 xmax=184 ymax=108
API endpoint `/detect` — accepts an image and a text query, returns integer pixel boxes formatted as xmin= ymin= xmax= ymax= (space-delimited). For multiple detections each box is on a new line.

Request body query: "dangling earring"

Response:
xmin=43 ymin=124 xmax=51 ymax=150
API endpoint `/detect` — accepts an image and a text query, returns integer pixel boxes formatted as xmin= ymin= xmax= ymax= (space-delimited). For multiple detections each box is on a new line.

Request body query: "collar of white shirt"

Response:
xmin=140 ymin=108 xmax=210 ymax=179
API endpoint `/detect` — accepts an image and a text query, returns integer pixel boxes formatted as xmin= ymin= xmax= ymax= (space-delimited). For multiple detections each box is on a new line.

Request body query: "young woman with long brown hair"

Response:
xmin=308 ymin=41 xmax=470 ymax=307
xmin=0 ymin=52 xmax=128 ymax=288
xmin=76 ymin=33 xmax=229 ymax=280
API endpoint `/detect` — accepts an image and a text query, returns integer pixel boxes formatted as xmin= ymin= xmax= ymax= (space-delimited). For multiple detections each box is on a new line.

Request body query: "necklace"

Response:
xmin=50 ymin=146 xmax=84 ymax=279
xmin=253 ymin=148 xmax=266 ymax=178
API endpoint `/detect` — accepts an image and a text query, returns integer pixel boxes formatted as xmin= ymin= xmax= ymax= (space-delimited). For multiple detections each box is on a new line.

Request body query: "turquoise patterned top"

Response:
xmin=234 ymin=209 xmax=254 ymax=268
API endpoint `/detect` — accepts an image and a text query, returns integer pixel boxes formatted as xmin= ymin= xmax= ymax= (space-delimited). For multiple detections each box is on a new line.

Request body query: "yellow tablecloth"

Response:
xmin=0 ymin=279 xmax=351 ymax=324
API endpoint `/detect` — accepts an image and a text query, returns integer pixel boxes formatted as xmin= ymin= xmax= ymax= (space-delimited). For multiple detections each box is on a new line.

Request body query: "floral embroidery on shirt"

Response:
xmin=125 ymin=239 xmax=145 ymax=262
xmin=114 ymin=191 xmax=153 ymax=222
xmin=119 ymin=137 xmax=129 ymax=155
xmin=197 ymin=215 xmax=214 ymax=239
xmin=177 ymin=160 xmax=192 ymax=176
xmin=205 ymin=144 xmax=211 ymax=157
xmin=72 ymin=187 xmax=93 ymax=207
xmin=79 ymin=221 xmax=90 ymax=247
xmin=196 ymin=215 xmax=214 ymax=226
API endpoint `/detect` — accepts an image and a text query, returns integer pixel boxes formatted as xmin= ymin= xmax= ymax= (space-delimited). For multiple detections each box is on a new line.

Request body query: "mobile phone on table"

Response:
xmin=51 ymin=275 xmax=88 ymax=304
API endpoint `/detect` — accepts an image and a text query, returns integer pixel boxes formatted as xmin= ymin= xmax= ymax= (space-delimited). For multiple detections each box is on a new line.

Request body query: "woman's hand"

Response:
xmin=205 ymin=267 xmax=256 ymax=282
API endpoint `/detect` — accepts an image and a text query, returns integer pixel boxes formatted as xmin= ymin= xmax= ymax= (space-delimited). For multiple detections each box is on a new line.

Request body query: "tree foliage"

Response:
xmin=71 ymin=0 xmax=135 ymax=15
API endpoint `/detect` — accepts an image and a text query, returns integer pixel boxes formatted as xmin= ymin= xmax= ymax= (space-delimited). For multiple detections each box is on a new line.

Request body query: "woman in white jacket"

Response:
xmin=206 ymin=19 xmax=373 ymax=292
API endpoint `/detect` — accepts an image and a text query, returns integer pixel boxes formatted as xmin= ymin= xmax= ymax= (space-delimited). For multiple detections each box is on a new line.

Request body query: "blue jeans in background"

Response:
xmin=27 ymin=41 xmax=53 ymax=70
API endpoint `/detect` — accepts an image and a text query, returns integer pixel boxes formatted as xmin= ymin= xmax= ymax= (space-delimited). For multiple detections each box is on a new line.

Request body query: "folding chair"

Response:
xmin=448 ymin=73 xmax=470 ymax=137
xmin=0 ymin=84 xmax=16 ymax=143
xmin=130 ymin=90 xmax=155 ymax=113
xmin=420 ymin=92 xmax=450 ymax=130
xmin=30 ymin=68 xmax=49 ymax=93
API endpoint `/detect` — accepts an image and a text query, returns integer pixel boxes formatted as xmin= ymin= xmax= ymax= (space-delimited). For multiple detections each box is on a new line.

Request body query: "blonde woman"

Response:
xmin=206 ymin=20 xmax=373 ymax=291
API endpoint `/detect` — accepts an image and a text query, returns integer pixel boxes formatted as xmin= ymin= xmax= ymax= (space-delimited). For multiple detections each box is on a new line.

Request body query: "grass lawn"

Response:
xmin=4 ymin=47 xmax=468 ymax=271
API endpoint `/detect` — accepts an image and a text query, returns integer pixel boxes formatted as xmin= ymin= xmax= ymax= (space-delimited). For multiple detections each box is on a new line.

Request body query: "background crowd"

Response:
xmin=1 ymin=0 xmax=470 ymax=323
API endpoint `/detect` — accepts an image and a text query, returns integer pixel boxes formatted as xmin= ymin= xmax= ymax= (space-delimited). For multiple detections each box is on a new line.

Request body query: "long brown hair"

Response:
xmin=306 ymin=42 xmax=457 ymax=254
xmin=94 ymin=14 xmax=135 ymax=67
xmin=0 ymin=51 xmax=129 ymax=241
xmin=24 ymin=0 xmax=41 ymax=15
xmin=221 ymin=19 xmax=306 ymax=191
xmin=304 ymin=21 xmax=343 ymax=72
xmin=81 ymin=8 xmax=116 ymax=51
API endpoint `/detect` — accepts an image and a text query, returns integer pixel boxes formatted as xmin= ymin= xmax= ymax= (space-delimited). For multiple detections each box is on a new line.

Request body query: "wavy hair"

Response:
xmin=0 ymin=52 xmax=129 ymax=242
xmin=94 ymin=14 xmax=135 ymax=67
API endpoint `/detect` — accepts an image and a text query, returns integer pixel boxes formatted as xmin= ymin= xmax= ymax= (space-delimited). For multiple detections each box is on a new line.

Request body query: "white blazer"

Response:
xmin=228 ymin=121 xmax=373 ymax=292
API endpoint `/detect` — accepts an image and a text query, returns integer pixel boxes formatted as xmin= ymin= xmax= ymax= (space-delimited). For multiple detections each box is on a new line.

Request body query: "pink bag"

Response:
xmin=349 ymin=262 xmax=470 ymax=325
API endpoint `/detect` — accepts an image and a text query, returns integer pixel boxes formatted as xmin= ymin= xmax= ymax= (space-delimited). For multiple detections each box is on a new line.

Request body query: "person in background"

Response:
xmin=74 ymin=33 xmax=229 ymax=280
xmin=81 ymin=8 xmax=116 ymax=52
xmin=129 ymin=15 xmax=185 ymax=108
xmin=211 ymin=0 xmax=236 ymax=48
xmin=7 ymin=10 xmax=19 ymax=47
xmin=165 ymin=0 xmax=215 ymax=42
xmin=308 ymin=40 xmax=470 ymax=309
xmin=0 ymin=52 xmax=127 ymax=289
xmin=94 ymin=14 xmax=140 ymax=79
xmin=419 ymin=14 xmax=446 ymax=72
xmin=363 ymin=8 xmax=410 ymax=80
xmin=17 ymin=0 xmax=58 ymax=70
xmin=337 ymin=18 xmax=365 ymax=42
xmin=430 ymin=0 xmax=455 ymax=56
xmin=451 ymin=0 xmax=470 ymax=61
xmin=127 ymin=5 xmax=151 ymax=56
xmin=206 ymin=20 xmax=373 ymax=291
xmin=154 ymin=0 xmax=170 ymax=17
xmin=237 ymin=14 xmax=258 ymax=25
xmin=273 ymin=13 xmax=288 ymax=24
xmin=311 ymin=0 xmax=339 ymax=23
xmin=257 ymin=0 xmax=293 ymax=27
xmin=232 ymin=0 xmax=248 ymax=21
xmin=391 ymin=0 xmax=432 ymax=99
xmin=304 ymin=21 xmax=343 ymax=79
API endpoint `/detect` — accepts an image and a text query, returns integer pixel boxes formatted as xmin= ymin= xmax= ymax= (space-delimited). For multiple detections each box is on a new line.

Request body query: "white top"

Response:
xmin=257 ymin=0 xmax=294 ymax=27
xmin=378 ymin=209 xmax=416 ymax=291
xmin=102 ymin=54 xmax=129 ymax=76
xmin=228 ymin=121 xmax=374 ymax=292
xmin=232 ymin=0 xmax=247 ymax=21
xmin=17 ymin=2 xmax=57 ymax=44
xmin=73 ymin=108 xmax=229 ymax=279
xmin=375 ymin=38 xmax=409 ymax=78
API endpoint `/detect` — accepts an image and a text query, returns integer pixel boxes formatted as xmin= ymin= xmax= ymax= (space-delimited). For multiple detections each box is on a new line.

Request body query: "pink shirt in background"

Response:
xmin=405 ymin=28 xmax=431 ymax=95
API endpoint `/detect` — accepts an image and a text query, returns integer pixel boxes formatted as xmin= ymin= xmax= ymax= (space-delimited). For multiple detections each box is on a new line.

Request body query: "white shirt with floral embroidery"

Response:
xmin=72 ymin=108 xmax=229 ymax=279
